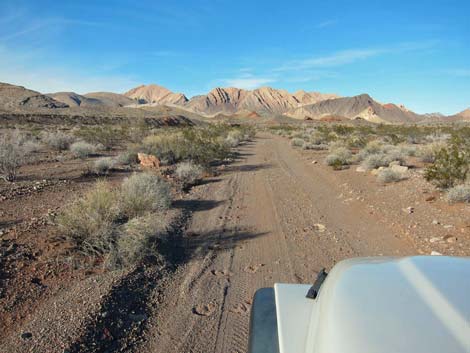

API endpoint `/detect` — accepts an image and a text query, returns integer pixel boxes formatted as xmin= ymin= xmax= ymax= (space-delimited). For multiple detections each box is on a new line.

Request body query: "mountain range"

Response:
xmin=0 ymin=81 xmax=468 ymax=123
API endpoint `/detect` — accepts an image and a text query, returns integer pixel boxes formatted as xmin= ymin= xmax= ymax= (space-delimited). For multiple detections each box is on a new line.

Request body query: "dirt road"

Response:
xmin=138 ymin=133 xmax=417 ymax=353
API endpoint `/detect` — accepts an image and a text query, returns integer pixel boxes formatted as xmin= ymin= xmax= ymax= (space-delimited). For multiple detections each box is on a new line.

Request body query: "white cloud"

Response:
xmin=316 ymin=19 xmax=338 ymax=29
xmin=223 ymin=77 xmax=275 ymax=90
xmin=274 ymin=41 xmax=439 ymax=72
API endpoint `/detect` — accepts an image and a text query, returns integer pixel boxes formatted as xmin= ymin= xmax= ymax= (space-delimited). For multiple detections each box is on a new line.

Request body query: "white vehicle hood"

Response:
xmin=275 ymin=256 xmax=470 ymax=353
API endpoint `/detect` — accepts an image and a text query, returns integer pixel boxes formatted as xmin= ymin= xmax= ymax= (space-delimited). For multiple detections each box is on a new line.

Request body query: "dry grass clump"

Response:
xmin=117 ymin=149 xmax=139 ymax=165
xmin=120 ymin=173 xmax=171 ymax=218
xmin=0 ymin=135 xmax=25 ymax=181
xmin=175 ymin=161 xmax=204 ymax=187
xmin=42 ymin=131 xmax=75 ymax=151
xmin=70 ymin=141 xmax=96 ymax=159
xmin=446 ymin=184 xmax=470 ymax=203
xmin=93 ymin=157 xmax=116 ymax=175
xmin=290 ymin=138 xmax=305 ymax=147
xmin=58 ymin=173 xmax=172 ymax=268
xmin=58 ymin=181 xmax=120 ymax=255
xmin=377 ymin=168 xmax=407 ymax=183
xmin=325 ymin=147 xmax=352 ymax=169
xmin=112 ymin=215 xmax=167 ymax=267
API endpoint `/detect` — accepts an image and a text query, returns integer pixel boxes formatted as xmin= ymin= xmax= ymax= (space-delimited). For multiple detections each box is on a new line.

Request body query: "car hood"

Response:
xmin=275 ymin=256 xmax=470 ymax=353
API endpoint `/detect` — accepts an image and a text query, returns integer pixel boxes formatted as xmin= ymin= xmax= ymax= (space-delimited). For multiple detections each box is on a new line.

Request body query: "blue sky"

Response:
xmin=0 ymin=0 xmax=469 ymax=114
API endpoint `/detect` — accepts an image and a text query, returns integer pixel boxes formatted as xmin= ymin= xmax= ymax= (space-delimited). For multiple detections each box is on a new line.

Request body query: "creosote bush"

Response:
xmin=424 ymin=139 xmax=469 ymax=188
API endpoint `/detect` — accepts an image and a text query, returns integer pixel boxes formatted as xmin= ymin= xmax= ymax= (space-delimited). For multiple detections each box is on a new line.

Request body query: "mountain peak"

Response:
xmin=124 ymin=84 xmax=187 ymax=105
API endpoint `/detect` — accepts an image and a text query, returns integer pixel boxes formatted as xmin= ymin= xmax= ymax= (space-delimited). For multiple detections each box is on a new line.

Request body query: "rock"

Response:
xmin=430 ymin=251 xmax=442 ymax=256
xmin=390 ymin=164 xmax=408 ymax=173
xmin=137 ymin=153 xmax=160 ymax=169
xmin=443 ymin=225 xmax=453 ymax=229
xmin=389 ymin=161 xmax=401 ymax=167
xmin=356 ymin=166 xmax=367 ymax=172
xmin=429 ymin=237 xmax=441 ymax=243
xmin=443 ymin=234 xmax=457 ymax=243
xmin=311 ymin=160 xmax=318 ymax=164
xmin=20 ymin=332 xmax=33 ymax=340
xmin=425 ymin=195 xmax=436 ymax=202
xmin=403 ymin=207 xmax=414 ymax=214
xmin=370 ymin=167 xmax=385 ymax=176
xmin=432 ymin=220 xmax=440 ymax=225
xmin=313 ymin=223 xmax=326 ymax=232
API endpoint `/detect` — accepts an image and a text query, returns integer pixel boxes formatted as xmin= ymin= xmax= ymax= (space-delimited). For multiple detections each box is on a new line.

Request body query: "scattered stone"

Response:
xmin=432 ymin=220 xmax=440 ymax=225
xmin=443 ymin=234 xmax=457 ymax=243
xmin=429 ymin=237 xmax=441 ymax=243
xmin=313 ymin=223 xmax=326 ymax=232
xmin=20 ymin=332 xmax=33 ymax=341
xmin=403 ymin=207 xmax=414 ymax=214
xmin=311 ymin=160 xmax=318 ymax=164
xmin=355 ymin=166 xmax=366 ymax=172
xmin=431 ymin=251 xmax=442 ymax=256
xmin=425 ymin=195 xmax=436 ymax=202
xmin=443 ymin=225 xmax=453 ymax=229
xmin=193 ymin=303 xmax=216 ymax=316
xmin=244 ymin=264 xmax=265 ymax=273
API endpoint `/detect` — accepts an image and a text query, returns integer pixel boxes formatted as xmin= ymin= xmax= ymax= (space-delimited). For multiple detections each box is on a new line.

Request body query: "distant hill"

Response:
xmin=124 ymin=84 xmax=188 ymax=105
xmin=183 ymin=86 xmax=338 ymax=116
xmin=0 ymin=82 xmax=68 ymax=110
xmin=284 ymin=94 xmax=423 ymax=123
xmin=84 ymin=92 xmax=135 ymax=107
xmin=446 ymin=107 xmax=470 ymax=122
xmin=47 ymin=92 xmax=104 ymax=108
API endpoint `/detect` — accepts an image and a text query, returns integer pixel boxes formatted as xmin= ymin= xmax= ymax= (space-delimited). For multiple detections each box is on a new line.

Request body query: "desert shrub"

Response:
xmin=23 ymin=140 xmax=41 ymax=153
xmin=57 ymin=181 xmax=120 ymax=255
xmin=70 ymin=141 xmax=96 ymax=159
xmin=117 ymin=149 xmax=139 ymax=165
xmin=112 ymin=215 xmax=167 ymax=268
xmin=120 ymin=173 xmax=171 ymax=218
xmin=304 ymin=143 xmax=328 ymax=150
xmin=94 ymin=157 xmax=116 ymax=175
xmin=0 ymin=137 xmax=25 ymax=181
xmin=225 ymin=130 xmax=244 ymax=147
xmin=417 ymin=142 xmax=446 ymax=163
xmin=325 ymin=147 xmax=352 ymax=169
xmin=291 ymin=138 xmax=305 ymax=147
xmin=175 ymin=161 xmax=204 ymax=187
xmin=399 ymin=145 xmax=417 ymax=157
xmin=42 ymin=131 xmax=75 ymax=150
xmin=361 ymin=153 xmax=391 ymax=170
xmin=377 ymin=168 xmax=407 ymax=183
xmin=424 ymin=139 xmax=469 ymax=188
xmin=74 ymin=126 xmax=126 ymax=149
xmin=309 ymin=131 xmax=327 ymax=145
xmin=446 ymin=184 xmax=470 ymax=203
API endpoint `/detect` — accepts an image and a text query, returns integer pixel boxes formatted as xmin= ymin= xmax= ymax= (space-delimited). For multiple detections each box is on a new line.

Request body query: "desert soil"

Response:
xmin=1 ymin=132 xmax=468 ymax=353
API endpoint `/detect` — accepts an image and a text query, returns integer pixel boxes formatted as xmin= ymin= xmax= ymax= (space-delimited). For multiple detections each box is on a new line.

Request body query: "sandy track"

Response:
xmin=138 ymin=134 xmax=417 ymax=353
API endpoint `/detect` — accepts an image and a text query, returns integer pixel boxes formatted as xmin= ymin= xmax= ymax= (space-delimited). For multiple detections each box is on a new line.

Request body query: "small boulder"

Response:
xmin=137 ymin=153 xmax=160 ymax=169
xmin=390 ymin=164 xmax=408 ymax=173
